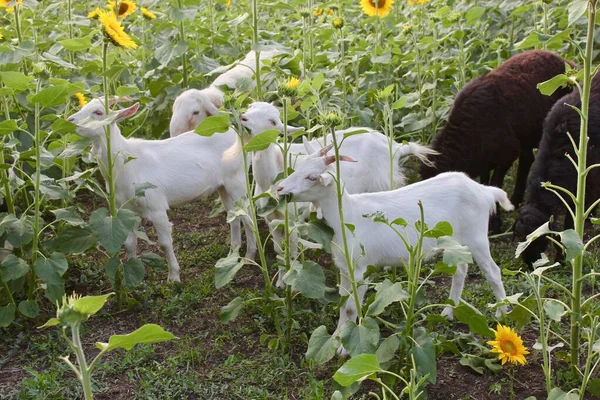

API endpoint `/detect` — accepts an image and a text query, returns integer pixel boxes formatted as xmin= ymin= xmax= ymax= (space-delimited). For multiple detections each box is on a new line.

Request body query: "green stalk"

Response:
xmin=527 ymin=273 xmax=552 ymax=394
xmin=1 ymin=94 xmax=15 ymax=216
xmin=331 ymin=127 xmax=362 ymax=322
xmin=29 ymin=78 xmax=42 ymax=300
xmin=251 ymin=0 xmax=262 ymax=100
xmin=302 ymin=17 xmax=307 ymax=79
xmin=71 ymin=325 xmax=94 ymax=399
xmin=282 ymin=100 xmax=293 ymax=353
xmin=208 ymin=0 xmax=216 ymax=58
xmin=570 ymin=0 xmax=596 ymax=369
xmin=384 ymin=102 xmax=394 ymax=189
xmin=67 ymin=0 xmax=74 ymax=65
xmin=339 ymin=27 xmax=347 ymax=124
xmin=13 ymin=3 xmax=28 ymax=76
xmin=177 ymin=0 xmax=189 ymax=87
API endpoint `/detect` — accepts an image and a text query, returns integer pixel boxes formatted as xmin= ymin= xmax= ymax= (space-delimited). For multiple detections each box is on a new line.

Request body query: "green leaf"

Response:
xmin=411 ymin=328 xmax=436 ymax=383
xmin=73 ymin=293 xmax=113 ymax=317
xmin=194 ymin=114 xmax=230 ymax=137
xmin=53 ymin=226 xmax=98 ymax=254
xmin=4 ymin=216 xmax=34 ymax=247
xmin=220 ymin=296 xmax=244 ymax=323
xmin=18 ymin=300 xmax=40 ymax=318
xmin=459 ymin=354 xmax=486 ymax=374
xmin=0 ymin=120 xmax=19 ymax=135
xmin=333 ymin=353 xmax=383 ymax=387
xmin=305 ymin=325 xmax=341 ymax=365
xmin=568 ymin=0 xmax=588 ymax=26
xmin=283 ymin=260 xmax=326 ymax=299
xmin=58 ymin=35 xmax=93 ymax=52
xmin=537 ymin=74 xmax=572 ymax=96
xmin=515 ymin=222 xmax=552 ymax=258
xmin=297 ymin=216 xmax=334 ymax=253
xmin=465 ymin=6 xmax=485 ymax=24
xmin=116 ymin=85 xmax=139 ymax=97
xmin=559 ymin=229 xmax=583 ymax=262
xmin=214 ymin=249 xmax=244 ymax=289
xmin=392 ymin=96 xmax=407 ymax=110
xmin=340 ymin=317 xmax=380 ymax=357
xmin=34 ymin=252 xmax=68 ymax=285
xmin=45 ymin=283 xmax=65 ymax=304
xmin=453 ymin=303 xmax=494 ymax=337
xmin=548 ymin=387 xmax=579 ymax=400
xmin=243 ymin=129 xmax=280 ymax=152
xmin=0 ymin=71 xmax=33 ymax=91
xmin=544 ymin=300 xmax=567 ymax=322
xmin=38 ymin=317 xmax=60 ymax=329
xmin=0 ymin=304 xmax=16 ymax=327
xmin=366 ymin=279 xmax=409 ymax=316
xmin=90 ymin=209 xmax=130 ymax=256
xmin=0 ymin=255 xmax=30 ymax=282
xmin=51 ymin=208 xmax=85 ymax=227
xmin=123 ymin=257 xmax=145 ymax=288
xmin=434 ymin=236 xmax=472 ymax=266
xmin=134 ymin=182 xmax=157 ymax=198
xmin=507 ymin=294 xmax=537 ymax=330
xmin=376 ymin=335 xmax=400 ymax=364
xmin=96 ymin=324 xmax=177 ymax=352
xmin=141 ymin=252 xmax=165 ymax=270
xmin=30 ymin=82 xmax=85 ymax=108
xmin=424 ymin=221 xmax=453 ymax=238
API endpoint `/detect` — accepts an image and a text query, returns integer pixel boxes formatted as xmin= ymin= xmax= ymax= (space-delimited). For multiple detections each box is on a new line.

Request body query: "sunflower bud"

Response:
xmin=278 ymin=77 xmax=300 ymax=97
xmin=325 ymin=8 xmax=334 ymax=15
xmin=320 ymin=110 xmax=343 ymax=127
xmin=299 ymin=7 xmax=310 ymax=18
xmin=332 ymin=17 xmax=344 ymax=29
xmin=313 ymin=7 xmax=323 ymax=16
xmin=402 ymin=24 xmax=414 ymax=35
xmin=33 ymin=62 xmax=50 ymax=79
xmin=491 ymin=37 xmax=509 ymax=49
xmin=446 ymin=11 xmax=462 ymax=24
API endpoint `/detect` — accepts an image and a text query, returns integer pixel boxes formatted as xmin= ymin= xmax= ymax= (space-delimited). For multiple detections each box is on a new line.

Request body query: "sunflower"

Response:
xmin=278 ymin=77 xmax=300 ymax=97
xmin=140 ymin=7 xmax=156 ymax=20
xmin=408 ymin=0 xmax=430 ymax=5
xmin=325 ymin=8 xmax=334 ymax=15
xmin=0 ymin=32 xmax=3 ymax=41
xmin=1 ymin=0 xmax=22 ymax=13
xmin=313 ymin=7 xmax=323 ymax=16
xmin=332 ymin=17 xmax=344 ymax=29
xmin=87 ymin=7 xmax=101 ymax=19
xmin=360 ymin=0 xmax=394 ymax=17
xmin=107 ymin=0 xmax=137 ymax=19
xmin=98 ymin=10 xmax=138 ymax=49
xmin=75 ymin=93 xmax=88 ymax=107
xmin=225 ymin=0 xmax=231 ymax=7
xmin=487 ymin=324 xmax=529 ymax=366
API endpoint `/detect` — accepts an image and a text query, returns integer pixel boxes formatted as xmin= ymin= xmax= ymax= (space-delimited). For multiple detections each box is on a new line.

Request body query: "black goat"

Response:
xmin=514 ymin=76 xmax=600 ymax=265
xmin=421 ymin=50 xmax=574 ymax=232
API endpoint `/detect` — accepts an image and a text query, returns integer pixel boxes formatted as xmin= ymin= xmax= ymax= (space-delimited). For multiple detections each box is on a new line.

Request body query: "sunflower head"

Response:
xmin=225 ymin=0 xmax=231 ymax=7
xmin=87 ymin=7 xmax=101 ymax=19
xmin=108 ymin=0 xmax=137 ymax=19
xmin=75 ymin=93 xmax=88 ymax=107
xmin=487 ymin=324 xmax=530 ymax=366
xmin=1 ymin=0 xmax=21 ymax=13
xmin=408 ymin=0 xmax=430 ymax=5
xmin=140 ymin=7 xmax=156 ymax=20
xmin=278 ymin=77 xmax=300 ymax=97
xmin=313 ymin=7 xmax=323 ymax=16
xmin=320 ymin=109 xmax=343 ymax=127
xmin=325 ymin=8 xmax=334 ymax=15
xmin=299 ymin=7 xmax=310 ymax=18
xmin=332 ymin=17 xmax=344 ymax=29
xmin=360 ymin=0 xmax=394 ymax=17
xmin=98 ymin=10 xmax=138 ymax=49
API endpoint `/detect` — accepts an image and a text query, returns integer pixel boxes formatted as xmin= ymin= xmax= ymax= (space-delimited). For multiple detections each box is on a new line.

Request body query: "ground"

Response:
xmin=0 ymin=166 xmax=598 ymax=400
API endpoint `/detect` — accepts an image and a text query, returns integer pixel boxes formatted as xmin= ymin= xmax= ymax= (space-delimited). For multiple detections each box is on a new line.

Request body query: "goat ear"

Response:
xmin=324 ymin=155 xmax=336 ymax=165
xmin=303 ymin=136 xmax=317 ymax=154
xmin=339 ymin=155 xmax=357 ymax=163
xmin=319 ymin=143 xmax=334 ymax=157
xmin=116 ymin=102 xmax=140 ymax=122
xmin=318 ymin=173 xmax=334 ymax=187
xmin=203 ymin=101 xmax=219 ymax=117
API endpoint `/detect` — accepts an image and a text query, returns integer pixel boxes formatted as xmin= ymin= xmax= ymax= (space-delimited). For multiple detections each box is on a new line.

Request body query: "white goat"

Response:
xmin=170 ymin=49 xmax=283 ymax=137
xmin=276 ymin=149 xmax=511 ymax=354
xmin=68 ymin=99 xmax=256 ymax=282
xmin=235 ymin=102 xmax=436 ymax=256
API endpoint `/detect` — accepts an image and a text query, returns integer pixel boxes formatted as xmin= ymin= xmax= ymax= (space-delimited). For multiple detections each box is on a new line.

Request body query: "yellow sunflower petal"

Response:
xmin=140 ymin=7 xmax=156 ymax=20
xmin=360 ymin=0 xmax=394 ymax=17
xmin=107 ymin=0 xmax=137 ymax=19
xmin=98 ymin=10 xmax=138 ymax=49
xmin=487 ymin=324 xmax=529 ymax=366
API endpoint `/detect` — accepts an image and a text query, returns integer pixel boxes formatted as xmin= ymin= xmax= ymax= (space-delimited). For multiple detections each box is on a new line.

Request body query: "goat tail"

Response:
xmin=485 ymin=186 xmax=515 ymax=215
xmin=395 ymin=142 xmax=439 ymax=167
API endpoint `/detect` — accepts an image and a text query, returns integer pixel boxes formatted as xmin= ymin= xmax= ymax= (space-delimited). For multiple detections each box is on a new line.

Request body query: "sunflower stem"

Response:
xmin=251 ymin=0 xmax=262 ymax=100
xmin=177 ymin=0 xmax=189 ymax=87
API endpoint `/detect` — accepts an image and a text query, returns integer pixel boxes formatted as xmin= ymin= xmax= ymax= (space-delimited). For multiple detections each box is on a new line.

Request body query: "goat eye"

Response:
xmin=192 ymin=111 xmax=200 ymax=116
xmin=93 ymin=110 xmax=103 ymax=116
xmin=270 ymin=120 xmax=276 ymax=126
xmin=306 ymin=175 xmax=317 ymax=182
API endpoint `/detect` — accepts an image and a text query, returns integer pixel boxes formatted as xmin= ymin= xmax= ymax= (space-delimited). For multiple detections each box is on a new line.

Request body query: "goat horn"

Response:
xmin=318 ymin=143 xmax=334 ymax=157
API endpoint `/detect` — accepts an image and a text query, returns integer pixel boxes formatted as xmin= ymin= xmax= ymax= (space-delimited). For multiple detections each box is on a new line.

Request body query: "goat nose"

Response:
xmin=276 ymin=185 xmax=283 ymax=192
xmin=67 ymin=117 xmax=75 ymax=122
xmin=240 ymin=115 xmax=248 ymax=122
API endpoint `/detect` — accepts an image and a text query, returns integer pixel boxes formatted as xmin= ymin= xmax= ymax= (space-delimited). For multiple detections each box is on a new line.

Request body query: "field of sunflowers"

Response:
xmin=0 ymin=0 xmax=599 ymax=399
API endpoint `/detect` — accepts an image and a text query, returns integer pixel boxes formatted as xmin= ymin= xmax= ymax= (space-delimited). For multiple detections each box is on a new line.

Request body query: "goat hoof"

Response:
xmin=441 ymin=306 xmax=454 ymax=320
xmin=168 ymin=273 xmax=181 ymax=283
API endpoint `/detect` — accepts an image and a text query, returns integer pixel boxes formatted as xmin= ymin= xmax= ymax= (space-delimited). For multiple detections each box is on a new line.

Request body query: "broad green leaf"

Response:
xmin=0 ymin=71 xmax=33 ymax=91
xmin=507 ymin=295 xmax=537 ymax=330
xmin=53 ymin=226 xmax=98 ymax=254
xmin=459 ymin=354 xmax=486 ymax=374
xmin=424 ymin=221 xmax=453 ymax=238
xmin=5 ymin=216 xmax=34 ymax=247
xmin=465 ymin=6 xmax=485 ymax=24
xmin=559 ymin=229 xmax=583 ymax=261
xmin=410 ymin=328 xmax=436 ymax=383
xmin=58 ymin=35 xmax=93 ymax=51
xmin=515 ymin=222 xmax=551 ymax=258
xmin=194 ymin=114 xmax=229 ymax=137
xmin=214 ymin=250 xmax=244 ymax=288
xmin=305 ymin=325 xmax=340 ymax=365
xmin=243 ymin=129 xmax=280 ymax=152
xmin=434 ymin=236 xmax=472 ymax=266
xmin=117 ymin=209 xmax=138 ymax=232
xmin=0 ymin=120 xmax=19 ymax=135
xmin=141 ymin=252 xmax=165 ymax=270
xmin=155 ymin=38 xmax=189 ymax=65
xmin=297 ymin=216 xmax=334 ymax=253
xmin=544 ymin=300 xmax=567 ymax=322
xmin=18 ymin=300 xmax=40 ymax=318
xmin=220 ymin=296 xmax=244 ymax=323
xmin=568 ymin=0 xmax=588 ymax=26
xmin=282 ymin=260 xmax=326 ymax=299
xmin=134 ymin=182 xmax=157 ymax=198
xmin=38 ymin=317 xmax=60 ymax=329
xmin=34 ymin=252 xmax=68 ymax=285
xmin=340 ymin=317 xmax=380 ymax=357
xmin=116 ymin=85 xmax=139 ymax=97
xmin=96 ymin=324 xmax=177 ymax=352
xmin=51 ymin=208 xmax=85 ymax=227
xmin=0 ymin=255 xmax=29 ymax=282
xmin=0 ymin=304 xmax=16 ymax=327
xmin=548 ymin=387 xmax=579 ymax=400
xmin=123 ymin=257 xmax=145 ymax=288
xmin=515 ymin=32 xmax=541 ymax=50
xmin=366 ymin=279 xmax=409 ymax=316
xmin=376 ymin=335 xmax=400 ymax=364
xmin=73 ymin=293 xmax=112 ymax=317
xmin=537 ymin=74 xmax=572 ymax=96
xmin=333 ymin=353 xmax=383 ymax=387
xmin=392 ymin=96 xmax=407 ymax=110
xmin=45 ymin=283 xmax=65 ymax=304
xmin=453 ymin=303 xmax=494 ymax=337
xmin=30 ymin=83 xmax=85 ymax=108
xmin=90 ymin=209 xmax=130 ymax=256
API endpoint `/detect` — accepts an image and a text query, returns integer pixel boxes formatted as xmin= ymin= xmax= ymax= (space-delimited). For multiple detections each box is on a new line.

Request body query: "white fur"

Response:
xmin=276 ymin=152 xmax=512 ymax=354
xmin=170 ymin=49 xmax=283 ymax=137
xmin=68 ymin=99 xmax=256 ymax=282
